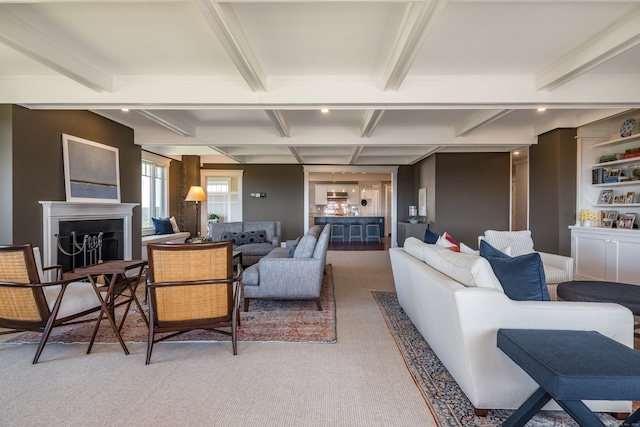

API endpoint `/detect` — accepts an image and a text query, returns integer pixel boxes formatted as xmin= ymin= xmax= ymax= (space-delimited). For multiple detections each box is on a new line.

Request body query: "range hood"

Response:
xmin=327 ymin=191 xmax=348 ymax=199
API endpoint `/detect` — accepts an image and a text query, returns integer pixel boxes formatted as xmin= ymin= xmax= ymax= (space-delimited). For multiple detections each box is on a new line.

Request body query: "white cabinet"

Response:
xmin=314 ymin=184 xmax=327 ymax=205
xmin=347 ymin=185 xmax=360 ymax=205
xmin=571 ymin=227 xmax=640 ymax=284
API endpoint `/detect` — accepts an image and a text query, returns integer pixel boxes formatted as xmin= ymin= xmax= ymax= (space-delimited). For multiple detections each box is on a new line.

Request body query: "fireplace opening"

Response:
xmin=57 ymin=219 xmax=124 ymax=272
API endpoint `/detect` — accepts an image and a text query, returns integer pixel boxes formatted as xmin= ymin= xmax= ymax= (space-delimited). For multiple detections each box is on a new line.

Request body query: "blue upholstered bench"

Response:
xmin=497 ymin=329 xmax=640 ymax=427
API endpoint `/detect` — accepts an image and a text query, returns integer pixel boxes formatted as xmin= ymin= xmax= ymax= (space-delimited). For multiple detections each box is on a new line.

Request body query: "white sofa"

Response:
xmin=389 ymin=237 xmax=634 ymax=415
xmin=141 ymin=232 xmax=190 ymax=260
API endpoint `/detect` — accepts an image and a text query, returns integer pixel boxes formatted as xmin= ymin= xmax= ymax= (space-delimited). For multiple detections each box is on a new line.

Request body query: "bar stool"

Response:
xmin=331 ymin=224 xmax=345 ymax=242
xmin=365 ymin=223 xmax=381 ymax=242
xmin=349 ymin=224 xmax=363 ymax=242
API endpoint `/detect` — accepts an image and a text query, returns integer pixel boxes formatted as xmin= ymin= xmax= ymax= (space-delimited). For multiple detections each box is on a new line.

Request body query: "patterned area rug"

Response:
xmin=8 ymin=265 xmax=336 ymax=344
xmin=371 ymin=290 xmax=622 ymax=427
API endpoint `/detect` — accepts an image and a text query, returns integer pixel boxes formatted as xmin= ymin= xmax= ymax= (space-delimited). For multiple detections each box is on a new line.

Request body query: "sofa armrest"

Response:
xmin=538 ymin=251 xmax=574 ymax=280
xmin=272 ymin=237 xmax=281 ymax=247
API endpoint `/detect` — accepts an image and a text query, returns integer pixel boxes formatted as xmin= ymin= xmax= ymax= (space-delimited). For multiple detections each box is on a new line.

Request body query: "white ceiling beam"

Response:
xmin=536 ymin=6 xmax=640 ymax=91
xmin=194 ymin=0 xmax=267 ymax=92
xmin=289 ymin=146 xmax=303 ymax=163
xmin=0 ymin=7 xmax=112 ymax=92
xmin=455 ymin=109 xmax=513 ymax=137
xmin=383 ymin=0 xmax=448 ymax=91
xmin=350 ymin=146 xmax=364 ymax=164
xmin=207 ymin=145 xmax=243 ymax=163
xmin=265 ymin=110 xmax=290 ymax=137
xmin=135 ymin=110 xmax=196 ymax=137
xmin=410 ymin=146 xmax=444 ymax=165
xmin=361 ymin=110 xmax=385 ymax=138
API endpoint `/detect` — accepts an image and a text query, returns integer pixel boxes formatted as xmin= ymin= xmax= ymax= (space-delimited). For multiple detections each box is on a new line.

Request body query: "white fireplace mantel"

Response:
xmin=40 ymin=201 xmax=138 ymax=268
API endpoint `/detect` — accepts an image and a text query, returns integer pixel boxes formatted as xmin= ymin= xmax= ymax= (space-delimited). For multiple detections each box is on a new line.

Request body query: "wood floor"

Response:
xmin=327 ymin=235 xmax=391 ymax=251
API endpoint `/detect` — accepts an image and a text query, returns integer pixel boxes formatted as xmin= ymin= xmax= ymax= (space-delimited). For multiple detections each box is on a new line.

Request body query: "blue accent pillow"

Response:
xmin=480 ymin=240 xmax=550 ymax=301
xmin=423 ymin=227 xmax=439 ymax=244
xmin=288 ymin=237 xmax=301 ymax=257
xmin=152 ymin=217 xmax=174 ymax=235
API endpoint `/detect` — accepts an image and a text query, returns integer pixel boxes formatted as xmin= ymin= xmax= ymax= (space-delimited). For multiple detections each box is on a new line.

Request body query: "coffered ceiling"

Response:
xmin=2 ymin=0 xmax=640 ymax=165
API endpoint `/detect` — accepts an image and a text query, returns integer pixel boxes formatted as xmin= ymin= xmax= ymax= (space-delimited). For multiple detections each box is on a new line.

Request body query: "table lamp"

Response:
xmin=185 ymin=185 xmax=206 ymax=236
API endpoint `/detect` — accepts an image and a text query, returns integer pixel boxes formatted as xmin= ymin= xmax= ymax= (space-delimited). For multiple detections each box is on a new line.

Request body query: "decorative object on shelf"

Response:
xmin=627 ymin=163 xmax=640 ymax=179
xmin=408 ymin=205 xmax=419 ymax=223
xmin=208 ymin=213 xmax=219 ymax=223
xmin=620 ymin=118 xmax=636 ymax=137
xmin=598 ymin=153 xmax=624 ymax=163
xmin=625 ymin=191 xmax=636 ymax=204
xmin=613 ymin=194 xmax=625 ymax=204
xmin=602 ymin=218 xmax=614 ymax=228
xmin=598 ymin=189 xmax=613 ymax=204
xmin=617 ymin=214 xmax=636 ymax=229
xmin=578 ymin=209 xmax=598 ymax=227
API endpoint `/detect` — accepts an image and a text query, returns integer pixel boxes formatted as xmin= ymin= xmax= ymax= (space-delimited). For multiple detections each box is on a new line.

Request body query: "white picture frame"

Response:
xmin=418 ymin=188 xmax=427 ymax=216
xmin=62 ymin=134 xmax=121 ymax=203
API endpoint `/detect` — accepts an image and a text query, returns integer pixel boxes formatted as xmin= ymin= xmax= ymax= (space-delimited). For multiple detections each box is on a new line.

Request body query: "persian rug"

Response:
xmin=8 ymin=265 xmax=336 ymax=345
xmin=371 ymin=290 xmax=623 ymax=427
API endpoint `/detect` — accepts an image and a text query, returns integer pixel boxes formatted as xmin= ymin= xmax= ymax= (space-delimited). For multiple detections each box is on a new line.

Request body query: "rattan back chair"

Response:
xmin=0 ymin=244 xmax=101 ymax=363
xmin=146 ymin=241 xmax=242 ymax=364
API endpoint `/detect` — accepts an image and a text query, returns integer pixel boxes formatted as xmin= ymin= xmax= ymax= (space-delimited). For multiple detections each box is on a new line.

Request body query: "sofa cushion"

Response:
xmin=244 ymin=222 xmax=276 ymax=242
xmin=294 ymin=226 xmax=321 ymax=258
xmin=484 ymin=230 xmax=534 ymax=257
xmin=221 ymin=230 xmax=266 ymax=246
xmin=210 ymin=222 xmax=243 ymax=241
xmin=480 ymin=240 xmax=550 ymax=301
xmin=152 ymin=217 xmax=174 ymax=235
xmin=422 ymin=243 xmax=503 ymax=291
xmin=237 ymin=242 xmax=275 ymax=257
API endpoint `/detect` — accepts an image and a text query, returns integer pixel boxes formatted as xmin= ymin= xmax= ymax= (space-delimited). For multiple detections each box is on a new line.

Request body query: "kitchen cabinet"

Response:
xmin=571 ymin=226 xmax=640 ymax=284
xmin=314 ymin=184 xmax=327 ymax=205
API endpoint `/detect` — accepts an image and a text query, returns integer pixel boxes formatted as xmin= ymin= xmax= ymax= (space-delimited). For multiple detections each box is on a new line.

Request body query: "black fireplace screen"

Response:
xmin=57 ymin=219 xmax=124 ymax=272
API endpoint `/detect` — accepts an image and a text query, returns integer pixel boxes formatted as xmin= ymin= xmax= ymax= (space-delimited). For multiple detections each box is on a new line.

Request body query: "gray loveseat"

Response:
xmin=208 ymin=221 xmax=281 ymax=266
xmin=242 ymin=224 xmax=330 ymax=311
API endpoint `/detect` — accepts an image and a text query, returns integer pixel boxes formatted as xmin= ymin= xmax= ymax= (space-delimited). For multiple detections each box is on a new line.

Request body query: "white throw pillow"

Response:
xmin=169 ymin=216 xmax=180 ymax=233
xmin=403 ymin=237 xmax=429 ymax=260
xmin=483 ymin=230 xmax=534 ymax=257
xmin=422 ymin=243 xmax=503 ymax=291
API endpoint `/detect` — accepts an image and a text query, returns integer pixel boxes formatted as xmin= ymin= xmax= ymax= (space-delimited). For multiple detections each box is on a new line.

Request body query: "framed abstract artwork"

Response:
xmin=62 ymin=134 xmax=121 ymax=203
xmin=418 ymin=188 xmax=427 ymax=216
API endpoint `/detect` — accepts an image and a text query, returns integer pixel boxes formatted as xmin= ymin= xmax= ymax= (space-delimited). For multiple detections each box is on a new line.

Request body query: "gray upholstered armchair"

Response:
xmin=242 ymin=224 xmax=330 ymax=311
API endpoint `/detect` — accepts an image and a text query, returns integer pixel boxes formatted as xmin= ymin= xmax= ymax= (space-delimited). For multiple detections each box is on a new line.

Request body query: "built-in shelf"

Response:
xmin=590 ymin=156 xmax=640 ymax=169
xmin=592 ymin=133 xmax=640 ymax=149
xmin=593 ymin=181 xmax=640 ymax=188
xmin=593 ymin=203 xmax=640 ymax=208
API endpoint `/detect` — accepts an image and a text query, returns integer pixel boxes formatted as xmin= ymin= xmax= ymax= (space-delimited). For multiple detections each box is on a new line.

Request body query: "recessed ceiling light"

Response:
xmin=321 ymin=108 xmax=329 ymax=114
xmin=121 ymin=108 xmax=129 ymax=112
xmin=537 ymin=107 xmax=546 ymax=112
xmin=514 ymin=151 xmax=520 ymax=155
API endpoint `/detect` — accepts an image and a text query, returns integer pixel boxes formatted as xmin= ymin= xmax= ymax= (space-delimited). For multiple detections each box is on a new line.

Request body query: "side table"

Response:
xmin=74 ymin=260 xmax=149 ymax=355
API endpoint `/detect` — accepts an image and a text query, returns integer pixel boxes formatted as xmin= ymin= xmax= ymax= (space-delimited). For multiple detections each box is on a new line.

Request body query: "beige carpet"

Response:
xmin=0 ymin=251 xmax=436 ymax=427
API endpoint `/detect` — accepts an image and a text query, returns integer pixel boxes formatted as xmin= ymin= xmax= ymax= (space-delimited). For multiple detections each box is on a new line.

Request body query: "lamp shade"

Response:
xmin=185 ymin=185 xmax=206 ymax=202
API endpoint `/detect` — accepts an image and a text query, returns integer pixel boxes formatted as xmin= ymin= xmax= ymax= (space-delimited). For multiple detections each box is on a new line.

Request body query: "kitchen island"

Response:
xmin=314 ymin=216 xmax=384 ymax=242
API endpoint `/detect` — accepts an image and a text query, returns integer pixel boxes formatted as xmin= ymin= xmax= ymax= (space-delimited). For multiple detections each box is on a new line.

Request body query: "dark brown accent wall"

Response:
xmin=529 ymin=128 xmax=576 ymax=256
xmin=397 ymin=165 xmax=415 ymax=222
xmin=432 ymin=152 xmax=510 ymax=247
xmin=201 ymin=164 xmax=305 ymax=240
xmin=2 ymin=106 xmax=140 ymax=257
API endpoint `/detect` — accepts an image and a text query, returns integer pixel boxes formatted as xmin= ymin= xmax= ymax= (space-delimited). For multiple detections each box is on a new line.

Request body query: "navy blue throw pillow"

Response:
xmin=480 ymin=240 xmax=550 ymax=301
xmin=423 ymin=227 xmax=439 ymax=244
xmin=152 ymin=217 xmax=174 ymax=235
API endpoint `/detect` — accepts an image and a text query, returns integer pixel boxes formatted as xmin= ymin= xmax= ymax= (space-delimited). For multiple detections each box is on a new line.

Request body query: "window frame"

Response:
xmin=141 ymin=151 xmax=171 ymax=236
xmin=200 ymin=169 xmax=243 ymax=231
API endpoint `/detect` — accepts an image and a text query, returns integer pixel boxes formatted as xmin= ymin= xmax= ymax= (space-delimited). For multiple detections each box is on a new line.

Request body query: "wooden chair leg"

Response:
xmin=244 ymin=298 xmax=250 ymax=312
xmin=316 ymin=298 xmax=322 ymax=311
xmin=474 ymin=408 xmax=489 ymax=417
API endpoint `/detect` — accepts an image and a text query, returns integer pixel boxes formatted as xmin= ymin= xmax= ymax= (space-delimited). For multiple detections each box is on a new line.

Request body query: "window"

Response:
xmin=141 ymin=152 xmax=170 ymax=234
xmin=201 ymin=170 xmax=243 ymax=224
